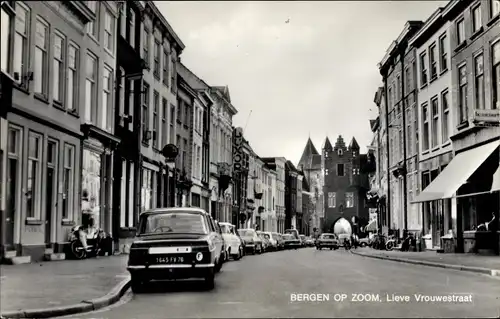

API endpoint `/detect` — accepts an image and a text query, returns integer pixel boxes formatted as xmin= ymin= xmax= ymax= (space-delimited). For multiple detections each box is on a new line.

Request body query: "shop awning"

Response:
xmin=491 ymin=165 xmax=500 ymax=193
xmin=412 ymin=140 xmax=500 ymax=203
xmin=365 ymin=219 xmax=377 ymax=232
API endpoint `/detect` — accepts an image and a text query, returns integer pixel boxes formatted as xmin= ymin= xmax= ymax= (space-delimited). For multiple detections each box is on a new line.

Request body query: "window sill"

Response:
xmin=456 ymin=121 xmax=469 ymax=130
xmin=142 ymin=141 xmax=150 ymax=147
xmin=68 ymin=110 xmax=79 ymax=118
xmin=442 ymin=141 xmax=451 ymax=148
xmin=431 ymin=146 xmax=440 ymax=152
xmin=420 ymin=83 xmax=428 ymax=90
xmin=88 ymin=34 xmax=100 ymax=46
xmin=34 ymin=93 xmax=49 ymax=104
xmin=163 ymin=81 xmax=169 ymax=88
xmin=454 ymin=41 xmax=467 ymax=53
xmin=176 ymin=119 xmax=181 ymax=124
xmin=429 ymin=75 xmax=438 ymax=84
xmin=153 ymin=73 xmax=160 ymax=81
xmin=104 ymin=47 xmax=114 ymax=58
xmin=421 ymin=150 xmax=430 ymax=156
xmin=439 ymin=68 xmax=448 ymax=76
xmin=53 ymin=100 xmax=65 ymax=111
xmin=61 ymin=219 xmax=75 ymax=226
xmin=470 ymin=27 xmax=484 ymax=41
xmin=487 ymin=14 xmax=500 ymax=27
xmin=13 ymin=82 xmax=29 ymax=95
xmin=183 ymin=124 xmax=188 ymax=130
xmin=25 ymin=219 xmax=43 ymax=225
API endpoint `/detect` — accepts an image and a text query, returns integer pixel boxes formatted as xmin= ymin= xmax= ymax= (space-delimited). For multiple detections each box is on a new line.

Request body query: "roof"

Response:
xmin=349 ymin=137 xmax=360 ymax=150
xmin=213 ymin=86 xmax=231 ymax=103
xmin=177 ymin=62 xmax=210 ymax=90
xmin=323 ymin=137 xmax=333 ymax=150
xmin=334 ymin=135 xmax=346 ymax=150
xmin=298 ymin=138 xmax=319 ymax=168
xmin=378 ymin=20 xmax=423 ymax=70
xmin=408 ymin=7 xmax=444 ymax=48
xmin=210 ymin=86 xmax=238 ymax=116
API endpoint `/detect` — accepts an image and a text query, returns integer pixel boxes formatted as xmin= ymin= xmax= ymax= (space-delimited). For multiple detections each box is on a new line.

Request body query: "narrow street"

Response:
xmin=65 ymin=248 xmax=500 ymax=318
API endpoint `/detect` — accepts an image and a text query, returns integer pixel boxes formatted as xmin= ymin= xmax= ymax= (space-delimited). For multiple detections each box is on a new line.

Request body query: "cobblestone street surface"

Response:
xmin=0 ymin=256 xmax=128 ymax=313
xmin=63 ymin=248 xmax=500 ymax=318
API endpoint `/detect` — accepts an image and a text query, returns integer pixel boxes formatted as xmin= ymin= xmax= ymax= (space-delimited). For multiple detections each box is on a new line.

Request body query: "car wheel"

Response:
xmin=257 ymin=245 xmax=262 ymax=254
xmin=205 ymin=270 xmax=215 ymax=290
xmin=130 ymin=277 xmax=145 ymax=294
xmin=234 ymin=246 xmax=242 ymax=260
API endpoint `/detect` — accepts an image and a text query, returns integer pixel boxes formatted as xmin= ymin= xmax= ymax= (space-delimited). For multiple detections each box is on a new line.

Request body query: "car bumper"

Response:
xmin=127 ymin=264 xmax=215 ymax=280
xmin=317 ymin=243 xmax=339 ymax=247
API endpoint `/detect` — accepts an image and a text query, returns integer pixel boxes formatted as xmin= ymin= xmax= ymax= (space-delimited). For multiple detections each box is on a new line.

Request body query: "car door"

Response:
xmin=208 ymin=217 xmax=223 ymax=258
xmin=229 ymin=225 xmax=239 ymax=252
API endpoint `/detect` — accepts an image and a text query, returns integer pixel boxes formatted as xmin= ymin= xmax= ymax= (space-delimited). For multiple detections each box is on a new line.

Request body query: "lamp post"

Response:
xmin=161 ymin=144 xmax=179 ymax=208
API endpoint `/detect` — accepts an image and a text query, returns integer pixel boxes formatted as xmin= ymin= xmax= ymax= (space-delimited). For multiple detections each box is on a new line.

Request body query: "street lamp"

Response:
xmin=161 ymin=144 xmax=179 ymax=207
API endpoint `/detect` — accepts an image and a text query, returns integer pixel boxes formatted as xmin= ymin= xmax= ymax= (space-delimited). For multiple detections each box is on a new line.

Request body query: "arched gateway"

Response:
xmin=332 ymin=218 xmax=352 ymax=235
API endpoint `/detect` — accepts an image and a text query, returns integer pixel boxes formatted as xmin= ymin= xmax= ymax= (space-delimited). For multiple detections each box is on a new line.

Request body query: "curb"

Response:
xmin=350 ymin=250 xmax=500 ymax=277
xmin=1 ymin=276 xmax=131 ymax=319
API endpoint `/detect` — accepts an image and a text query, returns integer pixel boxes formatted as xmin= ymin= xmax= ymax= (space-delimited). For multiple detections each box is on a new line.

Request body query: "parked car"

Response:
xmin=299 ymin=235 xmax=307 ymax=247
xmin=257 ymin=231 xmax=270 ymax=252
xmin=219 ymin=222 xmax=244 ymax=260
xmin=264 ymin=232 xmax=279 ymax=250
xmin=238 ymin=229 xmax=263 ymax=254
xmin=285 ymin=229 xmax=300 ymax=240
xmin=127 ymin=208 xmax=224 ymax=292
xmin=358 ymin=237 xmax=372 ymax=247
xmin=305 ymin=236 xmax=315 ymax=247
xmin=273 ymin=232 xmax=285 ymax=250
xmin=316 ymin=233 xmax=339 ymax=250
xmin=282 ymin=234 xmax=301 ymax=249
xmin=214 ymin=221 xmax=228 ymax=264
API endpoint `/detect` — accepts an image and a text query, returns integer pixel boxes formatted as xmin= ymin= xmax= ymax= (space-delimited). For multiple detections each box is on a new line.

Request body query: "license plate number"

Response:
xmin=156 ymin=256 xmax=185 ymax=264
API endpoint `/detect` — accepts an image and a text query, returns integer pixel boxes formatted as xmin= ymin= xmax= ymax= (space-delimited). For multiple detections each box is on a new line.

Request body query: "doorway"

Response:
xmin=6 ymin=127 xmax=21 ymax=249
xmin=45 ymin=140 xmax=57 ymax=246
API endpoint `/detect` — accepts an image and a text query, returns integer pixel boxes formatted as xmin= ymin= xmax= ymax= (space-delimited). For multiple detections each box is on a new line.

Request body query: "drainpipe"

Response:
xmin=400 ymin=48 xmax=409 ymax=237
xmin=383 ymin=72 xmax=391 ymax=233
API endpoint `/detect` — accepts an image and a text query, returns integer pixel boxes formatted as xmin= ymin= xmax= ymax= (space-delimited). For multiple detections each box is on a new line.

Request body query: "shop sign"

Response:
xmin=473 ymin=109 xmax=500 ymax=123
xmin=233 ymin=127 xmax=244 ymax=173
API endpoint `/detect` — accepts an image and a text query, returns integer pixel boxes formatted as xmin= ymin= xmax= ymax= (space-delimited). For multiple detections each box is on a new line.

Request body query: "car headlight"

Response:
xmin=196 ymin=252 xmax=204 ymax=261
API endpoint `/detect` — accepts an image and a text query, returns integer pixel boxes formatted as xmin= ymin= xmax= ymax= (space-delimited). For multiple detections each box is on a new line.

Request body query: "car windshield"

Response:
xmin=300 ymin=235 xmax=305 ymax=239
xmin=139 ymin=212 xmax=208 ymax=235
xmin=220 ymin=224 xmax=232 ymax=234
xmin=283 ymin=234 xmax=293 ymax=240
xmin=238 ymin=229 xmax=255 ymax=237
xmin=321 ymin=234 xmax=336 ymax=239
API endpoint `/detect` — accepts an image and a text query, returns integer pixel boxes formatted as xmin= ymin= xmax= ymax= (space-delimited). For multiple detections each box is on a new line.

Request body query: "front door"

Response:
xmin=45 ymin=141 xmax=57 ymax=246
xmin=6 ymin=157 xmax=18 ymax=247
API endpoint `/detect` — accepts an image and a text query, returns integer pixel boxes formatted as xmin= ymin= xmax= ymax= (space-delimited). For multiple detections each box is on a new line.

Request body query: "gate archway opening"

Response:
xmin=332 ymin=218 xmax=352 ymax=236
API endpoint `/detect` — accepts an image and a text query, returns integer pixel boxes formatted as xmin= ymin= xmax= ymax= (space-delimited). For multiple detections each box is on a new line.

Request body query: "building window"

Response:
xmin=85 ymin=53 xmax=97 ymax=124
xmin=141 ymin=168 xmax=153 ymax=212
xmin=62 ymin=144 xmax=75 ymax=220
xmin=406 ymin=110 xmax=412 ymax=155
xmin=176 ymin=134 xmax=181 ymax=167
xmin=456 ymin=18 xmax=465 ymax=45
xmin=337 ymin=149 xmax=343 ymax=156
xmin=196 ymin=146 xmax=201 ymax=179
xmin=474 ymin=54 xmax=485 ymax=110
xmin=422 ymin=103 xmax=430 ymax=151
xmin=12 ymin=2 xmax=29 ymax=84
xmin=34 ymin=17 xmax=49 ymax=96
xmin=1 ymin=3 xmax=13 ymax=71
xmin=53 ymin=32 xmax=65 ymax=104
xmin=345 ymin=193 xmax=354 ymax=208
xmin=439 ymin=33 xmax=448 ymax=72
xmin=86 ymin=1 xmax=98 ymax=39
xmin=162 ymin=98 xmax=168 ymax=147
xmin=431 ymin=97 xmax=439 ymax=148
xmin=420 ymin=52 xmax=427 ymax=85
xmin=102 ymin=66 xmax=113 ymax=131
xmin=171 ymin=56 xmax=176 ymax=93
xmin=182 ymin=138 xmax=188 ymax=169
xmin=104 ymin=9 xmax=114 ymax=52
xmin=162 ymin=50 xmax=169 ymax=86
xmin=127 ymin=7 xmax=135 ymax=48
xmin=143 ymin=27 xmax=150 ymax=66
xmin=388 ymin=87 xmax=393 ymax=109
xmin=429 ymin=43 xmax=437 ymax=79
xmin=184 ymin=102 xmax=189 ymax=124
xmin=472 ymin=5 xmax=482 ymax=33
xmin=441 ymin=90 xmax=450 ymax=142
xmin=153 ymin=91 xmax=159 ymax=148
xmin=328 ymin=192 xmax=336 ymax=208
xmin=396 ymin=74 xmax=401 ymax=100
xmin=67 ymin=44 xmax=79 ymax=112
xmin=142 ymin=82 xmax=150 ymax=143
xmin=492 ymin=0 xmax=500 ymax=17
xmin=405 ymin=67 xmax=411 ymax=93
xmin=177 ymin=99 xmax=182 ymax=124
xmin=27 ymin=132 xmax=42 ymax=219
xmin=337 ymin=163 xmax=344 ymax=176
xmin=458 ymin=64 xmax=468 ymax=123
xmin=170 ymin=104 xmax=175 ymax=143
xmin=492 ymin=41 xmax=500 ymax=109
xmin=325 ymin=169 xmax=329 ymax=175
xmin=352 ymin=168 xmax=359 ymax=175
xmin=398 ymin=128 xmax=403 ymax=160
xmin=154 ymin=40 xmax=160 ymax=78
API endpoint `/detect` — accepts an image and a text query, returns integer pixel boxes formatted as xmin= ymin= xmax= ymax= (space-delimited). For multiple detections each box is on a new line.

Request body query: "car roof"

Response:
xmin=139 ymin=207 xmax=209 ymax=217
xmin=238 ymin=228 xmax=255 ymax=231
xmin=219 ymin=222 xmax=234 ymax=226
xmin=321 ymin=233 xmax=336 ymax=236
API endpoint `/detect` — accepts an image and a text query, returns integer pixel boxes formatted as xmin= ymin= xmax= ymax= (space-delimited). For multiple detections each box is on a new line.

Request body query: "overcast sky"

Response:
xmin=156 ymin=1 xmax=447 ymax=166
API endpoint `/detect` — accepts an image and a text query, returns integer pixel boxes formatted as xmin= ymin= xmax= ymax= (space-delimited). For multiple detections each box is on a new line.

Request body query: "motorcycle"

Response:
xmin=385 ymin=234 xmax=397 ymax=251
xmin=68 ymin=225 xmax=113 ymax=259
xmin=344 ymin=238 xmax=351 ymax=250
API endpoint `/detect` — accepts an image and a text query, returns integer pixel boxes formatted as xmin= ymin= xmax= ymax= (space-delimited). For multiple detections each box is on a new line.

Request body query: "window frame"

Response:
xmin=474 ymin=53 xmax=485 ymax=110
xmin=142 ymin=26 xmax=150 ymax=66
xmin=85 ymin=52 xmax=98 ymax=124
xmin=153 ymin=39 xmax=161 ymax=78
xmin=422 ymin=103 xmax=430 ymax=151
xmin=62 ymin=143 xmax=75 ymax=221
xmin=456 ymin=18 xmax=465 ymax=45
xmin=170 ymin=104 xmax=175 ymax=144
xmin=429 ymin=43 xmax=437 ymax=80
xmin=142 ymin=81 xmax=150 ymax=144
xmin=441 ymin=90 xmax=450 ymax=142
xmin=26 ymin=131 xmax=43 ymax=220
xmin=492 ymin=0 xmax=500 ymax=18
xmin=86 ymin=1 xmax=99 ymax=39
xmin=102 ymin=64 xmax=113 ymax=131
xmin=52 ymin=32 xmax=65 ymax=105
xmin=439 ymin=33 xmax=448 ymax=72
xmin=34 ymin=16 xmax=49 ymax=97
xmin=153 ymin=90 xmax=159 ymax=148
xmin=345 ymin=192 xmax=354 ymax=208
xmin=12 ymin=1 xmax=30 ymax=86
xmin=430 ymin=96 xmax=439 ymax=148
xmin=162 ymin=49 xmax=169 ymax=86
xmin=162 ymin=98 xmax=168 ymax=147
xmin=336 ymin=163 xmax=344 ymax=176
xmin=66 ymin=43 xmax=79 ymax=112
xmin=328 ymin=192 xmax=336 ymax=208
xmin=472 ymin=4 xmax=482 ymax=33
xmin=104 ymin=8 xmax=114 ymax=53
xmin=492 ymin=40 xmax=500 ymax=110
xmin=419 ymin=51 xmax=428 ymax=86
xmin=458 ymin=63 xmax=468 ymax=123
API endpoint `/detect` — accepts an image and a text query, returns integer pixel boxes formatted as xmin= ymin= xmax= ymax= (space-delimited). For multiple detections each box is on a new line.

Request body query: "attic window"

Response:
xmin=353 ymin=151 xmax=357 ymax=157
xmin=338 ymin=149 xmax=343 ymax=156
xmin=325 ymin=152 xmax=328 ymax=158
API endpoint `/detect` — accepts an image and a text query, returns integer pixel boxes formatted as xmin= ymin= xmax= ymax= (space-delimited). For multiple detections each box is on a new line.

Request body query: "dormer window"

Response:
xmin=338 ymin=149 xmax=343 ymax=156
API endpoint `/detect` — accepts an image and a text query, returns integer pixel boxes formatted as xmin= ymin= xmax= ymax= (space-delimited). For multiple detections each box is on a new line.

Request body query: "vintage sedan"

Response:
xmin=219 ymin=222 xmax=244 ymax=260
xmin=127 ymin=208 xmax=224 ymax=292
xmin=238 ymin=229 xmax=263 ymax=254
xmin=282 ymin=234 xmax=301 ymax=249
xmin=316 ymin=233 xmax=339 ymax=250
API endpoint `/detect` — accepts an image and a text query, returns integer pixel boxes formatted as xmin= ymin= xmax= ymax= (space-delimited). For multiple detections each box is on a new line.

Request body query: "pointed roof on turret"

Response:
xmin=349 ymin=137 xmax=360 ymax=150
xmin=298 ymin=137 xmax=319 ymax=167
xmin=323 ymin=137 xmax=333 ymax=151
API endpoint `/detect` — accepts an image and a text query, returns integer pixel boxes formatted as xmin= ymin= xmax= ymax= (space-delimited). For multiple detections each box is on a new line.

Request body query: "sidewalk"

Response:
xmin=1 ymin=255 xmax=130 ymax=318
xmin=351 ymin=247 xmax=500 ymax=276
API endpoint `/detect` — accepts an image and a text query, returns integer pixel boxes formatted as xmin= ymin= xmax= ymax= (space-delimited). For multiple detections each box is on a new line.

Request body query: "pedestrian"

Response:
xmin=79 ymin=189 xmax=95 ymax=249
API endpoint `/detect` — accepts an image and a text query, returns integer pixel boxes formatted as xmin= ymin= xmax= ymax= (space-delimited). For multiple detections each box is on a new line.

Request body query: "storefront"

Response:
xmin=413 ymin=138 xmax=500 ymax=254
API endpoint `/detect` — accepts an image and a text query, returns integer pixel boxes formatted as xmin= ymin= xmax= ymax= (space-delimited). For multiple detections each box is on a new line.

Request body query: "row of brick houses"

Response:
xmin=0 ymin=0 xmax=313 ymax=263
xmin=370 ymin=0 xmax=500 ymax=254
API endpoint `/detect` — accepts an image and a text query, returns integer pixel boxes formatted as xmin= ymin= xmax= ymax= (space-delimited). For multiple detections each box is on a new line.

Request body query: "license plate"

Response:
xmin=156 ymin=256 xmax=185 ymax=264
